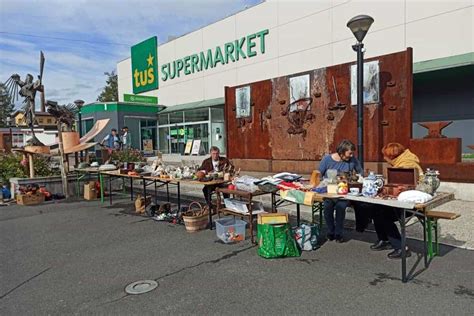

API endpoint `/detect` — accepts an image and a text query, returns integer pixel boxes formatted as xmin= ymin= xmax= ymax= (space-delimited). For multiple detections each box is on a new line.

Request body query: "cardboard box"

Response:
xmin=224 ymin=198 xmax=264 ymax=214
xmin=258 ymin=213 xmax=289 ymax=225
xmin=84 ymin=182 xmax=98 ymax=200
xmin=16 ymin=193 xmax=45 ymax=206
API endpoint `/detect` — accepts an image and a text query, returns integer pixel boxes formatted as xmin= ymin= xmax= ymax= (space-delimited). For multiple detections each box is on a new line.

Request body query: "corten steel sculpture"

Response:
xmin=4 ymin=51 xmax=46 ymax=146
xmin=46 ymin=100 xmax=80 ymax=199
xmin=281 ymin=97 xmax=315 ymax=138
xmin=46 ymin=100 xmax=78 ymax=131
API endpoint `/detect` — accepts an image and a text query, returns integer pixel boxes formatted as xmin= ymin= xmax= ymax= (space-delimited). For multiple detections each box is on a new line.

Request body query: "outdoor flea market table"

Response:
xmin=276 ymin=189 xmax=455 ymax=282
xmin=99 ymin=171 xmax=180 ymax=208
xmin=99 ymin=171 xmax=229 ymax=223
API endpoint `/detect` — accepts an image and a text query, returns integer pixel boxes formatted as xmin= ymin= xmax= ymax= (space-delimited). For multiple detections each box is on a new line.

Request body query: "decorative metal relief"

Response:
xmin=281 ymin=74 xmax=315 ymax=137
xmin=235 ymin=86 xmax=251 ymax=118
xmin=350 ymin=60 xmax=380 ymax=105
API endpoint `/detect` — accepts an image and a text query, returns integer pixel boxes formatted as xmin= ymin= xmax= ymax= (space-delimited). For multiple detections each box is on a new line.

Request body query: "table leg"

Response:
xmin=401 ymin=208 xmax=407 ymax=283
xmin=296 ymin=204 xmax=301 ymax=226
xmin=423 ymin=213 xmax=428 ymax=268
xmin=177 ymin=182 xmax=181 ymax=212
xmin=208 ymin=186 xmax=212 ymax=230
xmin=109 ymin=175 xmax=112 ymax=205
xmin=130 ymin=177 xmax=133 ymax=201
xmin=166 ymin=182 xmax=170 ymax=202
xmin=143 ymin=178 xmax=147 ymax=203
xmin=427 ymin=218 xmax=434 ymax=260
xmin=271 ymin=193 xmax=276 ymax=213
xmin=154 ymin=181 xmax=157 ymax=205
xmin=100 ymin=173 xmax=104 ymax=203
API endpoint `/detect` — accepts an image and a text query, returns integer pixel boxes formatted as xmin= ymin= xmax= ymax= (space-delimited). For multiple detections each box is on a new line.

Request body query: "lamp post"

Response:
xmin=347 ymin=14 xmax=374 ymax=171
xmin=74 ymin=99 xmax=85 ymax=160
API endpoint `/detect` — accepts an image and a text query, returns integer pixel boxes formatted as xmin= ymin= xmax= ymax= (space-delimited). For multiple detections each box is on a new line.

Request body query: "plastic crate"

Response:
xmin=215 ymin=218 xmax=247 ymax=243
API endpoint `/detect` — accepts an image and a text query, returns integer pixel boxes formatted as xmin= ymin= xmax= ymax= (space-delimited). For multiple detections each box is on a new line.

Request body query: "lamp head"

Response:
xmin=347 ymin=15 xmax=374 ymax=43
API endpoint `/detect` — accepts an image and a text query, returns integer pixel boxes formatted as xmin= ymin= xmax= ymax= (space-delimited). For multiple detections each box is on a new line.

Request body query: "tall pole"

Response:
xmin=355 ymin=42 xmax=365 ymax=171
xmin=78 ymin=111 xmax=83 ymax=160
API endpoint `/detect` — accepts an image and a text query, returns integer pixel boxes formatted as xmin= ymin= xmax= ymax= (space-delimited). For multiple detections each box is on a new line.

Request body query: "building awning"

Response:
xmin=158 ymin=97 xmax=224 ymax=114
xmin=413 ymin=52 xmax=473 ymax=73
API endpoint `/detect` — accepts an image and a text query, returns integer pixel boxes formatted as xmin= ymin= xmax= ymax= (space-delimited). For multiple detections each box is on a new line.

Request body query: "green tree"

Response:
xmin=0 ymin=82 xmax=15 ymax=127
xmin=97 ymin=71 xmax=118 ymax=102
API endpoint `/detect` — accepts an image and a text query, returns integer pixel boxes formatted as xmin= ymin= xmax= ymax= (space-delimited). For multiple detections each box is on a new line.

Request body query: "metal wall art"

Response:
xmin=235 ymin=86 xmax=251 ymax=118
xmin=350 ymin=60 xmax=380 ymax=105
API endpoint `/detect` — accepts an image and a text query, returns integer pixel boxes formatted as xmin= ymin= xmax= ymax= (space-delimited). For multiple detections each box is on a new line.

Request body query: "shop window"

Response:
xmin=158 ymin=127 xmax=170 ymax=154
xmin=211 ymin=107 xmax=224 ymax=122
xmin=169 ymin=111 xmax=184 ymax=124
xmin=158 ymin=114 xmax=169 ymax=126
xmin=184 ymin=108 xmax=209 ymax=123
xmin=140 ymin=119 xmax=157 ymax=151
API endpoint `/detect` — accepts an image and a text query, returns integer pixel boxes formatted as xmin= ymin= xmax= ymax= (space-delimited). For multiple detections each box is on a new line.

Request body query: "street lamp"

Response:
xmin=347 ymin=14 xmax=374 ymax=171
xmin=6 ymin=115 xmax=13 ymax=151
xmin=74 ymin=99 xmax=85 ymax=159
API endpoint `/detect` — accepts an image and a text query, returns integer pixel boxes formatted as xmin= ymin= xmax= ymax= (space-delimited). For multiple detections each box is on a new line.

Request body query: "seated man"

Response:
xmin=198 ymin=146 xmax=233 ymax=207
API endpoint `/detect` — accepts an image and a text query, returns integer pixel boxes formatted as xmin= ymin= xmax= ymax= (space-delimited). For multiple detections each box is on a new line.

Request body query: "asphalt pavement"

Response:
xmin=1 ymin=198 xmax=473 ymax=315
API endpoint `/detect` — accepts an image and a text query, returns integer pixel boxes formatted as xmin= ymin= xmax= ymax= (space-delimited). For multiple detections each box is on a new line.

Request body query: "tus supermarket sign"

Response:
xmin=161 ymin=29 xmax=269 ymax=81
xmin=131 ymin=36 xmax=158 ymax=94
xmin=130 ymin=29 xmax=269 ymax=91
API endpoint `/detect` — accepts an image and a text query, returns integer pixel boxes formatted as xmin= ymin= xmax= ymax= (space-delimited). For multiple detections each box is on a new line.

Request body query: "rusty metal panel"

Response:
xmin=226 ymin=49 xmax=413 ymax=163
xmin=225 ymin=80 xmax=272 ymax=159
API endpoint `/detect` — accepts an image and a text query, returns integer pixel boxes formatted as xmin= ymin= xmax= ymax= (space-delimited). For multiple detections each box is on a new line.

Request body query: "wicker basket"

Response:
xmin=182 ymin=201 xmax=209 ymax=232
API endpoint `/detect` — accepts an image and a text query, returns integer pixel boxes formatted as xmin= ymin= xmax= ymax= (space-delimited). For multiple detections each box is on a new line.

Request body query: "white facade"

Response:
xmin=117 ymin=0 xmax=473 ymax=106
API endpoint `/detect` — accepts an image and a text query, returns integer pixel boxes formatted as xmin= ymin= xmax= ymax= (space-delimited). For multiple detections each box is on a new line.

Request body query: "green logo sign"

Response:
xmin=131 ymin=36 xmax=158 ymax=94
xmin=123 ymin=94 xmax=158 ymax=104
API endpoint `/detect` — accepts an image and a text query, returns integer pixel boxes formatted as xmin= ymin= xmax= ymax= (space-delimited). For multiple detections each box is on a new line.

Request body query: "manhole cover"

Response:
xmin=125 ymin=280 xmax=158 ymax=295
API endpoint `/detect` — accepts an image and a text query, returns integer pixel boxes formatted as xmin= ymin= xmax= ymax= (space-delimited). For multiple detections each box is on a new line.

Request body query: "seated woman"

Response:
xmin=319 ymin=139 xmax=362 ymax=243
xmin=364 ymin=142 xmax=423 ymax=259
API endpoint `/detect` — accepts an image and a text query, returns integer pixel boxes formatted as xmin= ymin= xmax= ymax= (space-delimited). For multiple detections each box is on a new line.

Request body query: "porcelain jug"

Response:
xmin=423 ymin=169 xmax=440 ymax=194
xmin=362 ymin=172 xmax=384 ymax=197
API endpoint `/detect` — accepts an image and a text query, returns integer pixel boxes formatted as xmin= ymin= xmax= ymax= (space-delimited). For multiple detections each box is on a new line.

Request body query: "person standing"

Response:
xmin=100 ymin=128 xmax=121 ymax=163
xmin=121 ymin=126 xmax=131 ymax=150
xmin=319 ymin=140 xmax=363 ymax=242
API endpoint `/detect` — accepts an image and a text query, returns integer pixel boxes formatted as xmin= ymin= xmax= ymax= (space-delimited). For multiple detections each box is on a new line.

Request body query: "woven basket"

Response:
xmin=182 ymin=201 xmax=209 ymax=232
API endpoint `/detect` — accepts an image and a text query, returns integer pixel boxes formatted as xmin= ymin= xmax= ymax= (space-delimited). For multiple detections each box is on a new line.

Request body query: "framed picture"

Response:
xmin=351 ymin=60 xmax=380 ymax=105
xmin=289 ymin=74 xmax=310 ymax=112
xmin=235 ymin=86 xmax=251 ymax=118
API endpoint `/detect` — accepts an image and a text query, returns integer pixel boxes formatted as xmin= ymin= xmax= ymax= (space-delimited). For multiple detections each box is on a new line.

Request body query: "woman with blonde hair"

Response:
xmin=382 ymin=142 xmax=423 ymax=176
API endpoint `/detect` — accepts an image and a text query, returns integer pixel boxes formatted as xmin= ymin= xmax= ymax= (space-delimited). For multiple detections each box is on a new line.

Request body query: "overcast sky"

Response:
xmin=0 ymin=0 xmax=262 ymax=107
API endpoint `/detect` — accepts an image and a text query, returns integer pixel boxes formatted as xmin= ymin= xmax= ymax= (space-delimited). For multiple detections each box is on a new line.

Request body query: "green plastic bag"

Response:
xmin=257 ymin=223 xmax=301 ymax=258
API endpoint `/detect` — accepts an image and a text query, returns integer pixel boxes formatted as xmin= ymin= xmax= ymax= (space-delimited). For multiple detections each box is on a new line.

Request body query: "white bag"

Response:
xmin=294 ymin=224 xmax=319 ymax=251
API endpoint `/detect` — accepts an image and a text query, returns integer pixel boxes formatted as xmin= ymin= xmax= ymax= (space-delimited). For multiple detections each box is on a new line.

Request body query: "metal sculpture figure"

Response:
xmin=4 ymin=51 xmax=45 ymax=146
xmin=46 ymin=100 xmax=78 ymax=131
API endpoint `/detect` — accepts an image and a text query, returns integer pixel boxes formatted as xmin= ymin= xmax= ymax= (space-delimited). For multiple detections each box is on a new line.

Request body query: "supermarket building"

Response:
xmin=116 ymin=0 xmax=473 ymax=155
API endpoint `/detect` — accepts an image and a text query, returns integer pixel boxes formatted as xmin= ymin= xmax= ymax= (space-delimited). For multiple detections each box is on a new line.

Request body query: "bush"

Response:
xmin=0 ymin=152 xmax=60 ymax=184
xmin=110 ymin=149 xmax=146 ymax=163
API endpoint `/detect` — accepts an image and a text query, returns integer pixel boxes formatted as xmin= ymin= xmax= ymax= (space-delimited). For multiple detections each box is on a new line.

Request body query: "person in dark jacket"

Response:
xmin=198 ymin=146 xmax=233 ymax=207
